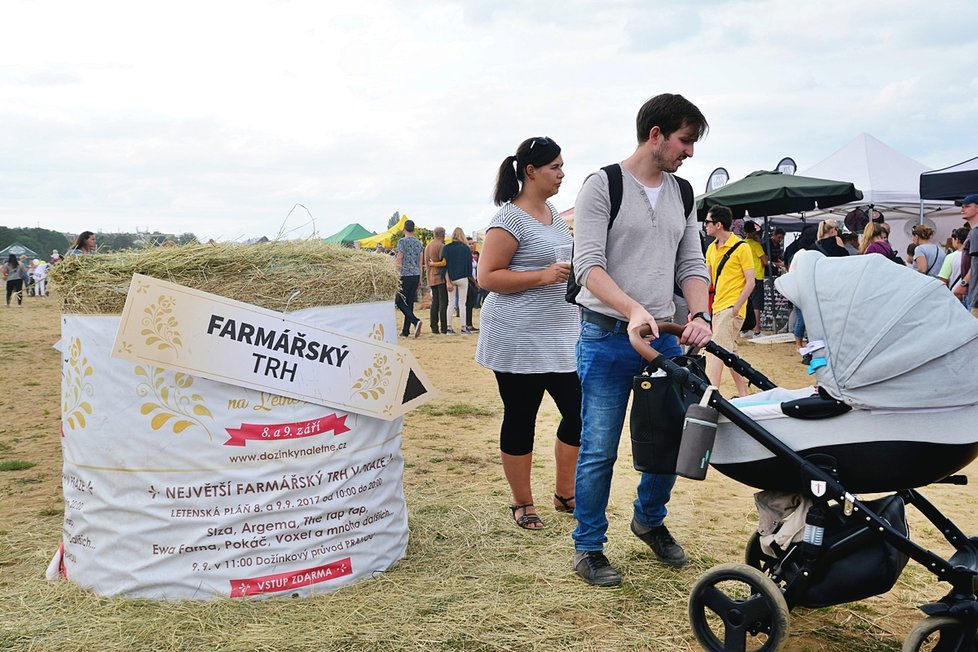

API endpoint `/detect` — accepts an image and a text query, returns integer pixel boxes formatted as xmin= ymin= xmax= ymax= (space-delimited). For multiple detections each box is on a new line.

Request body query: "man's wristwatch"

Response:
xmin=691 ymin=311 xmax=712 ymax=325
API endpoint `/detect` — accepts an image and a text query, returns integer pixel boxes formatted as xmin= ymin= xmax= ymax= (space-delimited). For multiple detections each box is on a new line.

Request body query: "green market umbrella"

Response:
xmin=696 ymin=170 xmax=863 ymax=220
xmin=697 ymin=170 xmax=863 ymax=335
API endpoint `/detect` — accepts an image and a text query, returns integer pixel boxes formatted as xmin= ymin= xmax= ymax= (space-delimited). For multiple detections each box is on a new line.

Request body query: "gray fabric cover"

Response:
xmin=775 ymin=250 xmax=978 ymax=410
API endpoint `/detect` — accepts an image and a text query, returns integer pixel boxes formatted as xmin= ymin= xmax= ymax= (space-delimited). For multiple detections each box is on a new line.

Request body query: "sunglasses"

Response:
xmin=703 ymin=220 xmax=715 ymax=224
xmin=529 ymin=136 xmax=554 ymax=150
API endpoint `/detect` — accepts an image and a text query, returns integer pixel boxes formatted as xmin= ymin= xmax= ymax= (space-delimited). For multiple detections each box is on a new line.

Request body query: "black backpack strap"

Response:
xmin=601 ymin=163 xmax=623 ymax=229
xmin=600 ymin=166 xmax=690 ymax=227
xmin=565 ymin=164 xmax=621 ymax=305
xmin=925 ymin=245 xmax=941 ymax=275
xmin=676 ymin=175 xmax=694 ymax=218
xmin=673 ymin=176 xmax=695 ymax=297
xmin=713 ymin=240 xmax=745 ymax=290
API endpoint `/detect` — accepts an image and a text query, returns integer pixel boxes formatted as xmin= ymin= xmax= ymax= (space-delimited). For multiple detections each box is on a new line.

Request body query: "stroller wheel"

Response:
xmin=745 ymin=531 xmax=780 ymax=573
xmin=689 ymin=562 xmax=790 ymax=652
xmin=902 ymin=615 xmax=977 ymax=652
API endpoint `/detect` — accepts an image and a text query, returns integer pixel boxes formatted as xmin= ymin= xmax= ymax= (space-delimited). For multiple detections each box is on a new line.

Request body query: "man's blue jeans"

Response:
xmin=792 ymin=306 xmax=805 ymax=341
xmin=572 ymin=320 xmax=682 ymax=552
xmin=396 ymin=275 xmax=421 ymax=336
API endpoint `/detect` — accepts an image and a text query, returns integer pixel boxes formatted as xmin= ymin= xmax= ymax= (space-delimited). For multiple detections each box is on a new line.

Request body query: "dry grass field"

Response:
xmin=1 ymin=293 xmax=975 ymax=651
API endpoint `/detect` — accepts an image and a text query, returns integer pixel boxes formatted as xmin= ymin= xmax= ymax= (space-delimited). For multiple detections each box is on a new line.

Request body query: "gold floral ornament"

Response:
xmin=369 ymin=323 xmax=385 ymax=341
xmin=140 ymin=295 xmax=182 ymax=353
xmin=135 ymin=366 xmax=214 ymax=438
xmin=62 ymin=337 xmax=94 ymax=431
xmin=351 ymin=353 xmax=392 ymax=401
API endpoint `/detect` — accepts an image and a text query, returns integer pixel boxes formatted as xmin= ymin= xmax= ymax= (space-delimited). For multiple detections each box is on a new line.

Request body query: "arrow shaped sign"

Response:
xmin=111 ymin=274 xmax=436 ymax=420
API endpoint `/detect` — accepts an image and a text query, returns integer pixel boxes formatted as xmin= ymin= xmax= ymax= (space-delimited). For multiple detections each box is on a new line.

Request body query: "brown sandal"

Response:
xmin=553 ymin=494 xmax=575 ymax=514
xmin=509 ymin=503 xmax=544 ymax=530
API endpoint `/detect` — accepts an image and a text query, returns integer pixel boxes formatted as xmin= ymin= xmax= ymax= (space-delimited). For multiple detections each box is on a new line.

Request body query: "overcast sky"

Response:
xmin=2 ymin=0 xmax=976 ymax=242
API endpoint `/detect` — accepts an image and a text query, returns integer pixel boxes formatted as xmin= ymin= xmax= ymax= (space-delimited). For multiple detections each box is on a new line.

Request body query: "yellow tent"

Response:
xmin=358 ymin=215 xmax=410 ymax=250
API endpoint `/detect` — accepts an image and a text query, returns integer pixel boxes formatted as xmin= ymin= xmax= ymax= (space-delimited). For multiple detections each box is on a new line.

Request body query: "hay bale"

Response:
xmin=48 ymin=242 xmax=401 ymax=314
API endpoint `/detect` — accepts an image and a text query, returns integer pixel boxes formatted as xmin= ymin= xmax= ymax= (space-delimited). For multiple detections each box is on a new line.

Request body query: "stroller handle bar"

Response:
xmin=628 ymin=322 xmax=777 ymax=391
xmin=627 ymin=322 xmax=686 ymax=363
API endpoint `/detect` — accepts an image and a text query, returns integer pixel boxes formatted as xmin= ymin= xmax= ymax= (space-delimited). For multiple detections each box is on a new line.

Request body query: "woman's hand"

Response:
xmin=540 ymin=262 xmax=571 ymax=286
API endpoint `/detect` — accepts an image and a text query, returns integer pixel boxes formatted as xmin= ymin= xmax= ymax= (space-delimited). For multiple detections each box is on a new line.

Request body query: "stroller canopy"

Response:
xmin=775 ymin=250 xmax=978 ymax=410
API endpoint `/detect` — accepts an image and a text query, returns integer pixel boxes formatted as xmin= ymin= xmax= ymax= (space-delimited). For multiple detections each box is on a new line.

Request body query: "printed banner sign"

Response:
xmin=112 ymin=274 xmax=435 ymax=420
xmin=57 ymin=303 xmax=410 ymax=600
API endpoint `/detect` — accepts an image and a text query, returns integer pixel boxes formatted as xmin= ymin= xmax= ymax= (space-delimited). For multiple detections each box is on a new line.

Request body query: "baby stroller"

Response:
xmin=630 ymin=251 xmax=978 ymax=651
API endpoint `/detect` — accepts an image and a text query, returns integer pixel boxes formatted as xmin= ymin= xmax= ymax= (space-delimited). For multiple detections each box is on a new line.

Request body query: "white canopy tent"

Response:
xmin=795 ymin=133 xmax=959 ymax=253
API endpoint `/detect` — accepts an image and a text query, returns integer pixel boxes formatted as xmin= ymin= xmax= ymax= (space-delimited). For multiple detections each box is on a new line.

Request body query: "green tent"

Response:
xmin=0 ymin=242 xmax=40 ymax=260
xmin=323 ymin=223 xmax=375 ymax=245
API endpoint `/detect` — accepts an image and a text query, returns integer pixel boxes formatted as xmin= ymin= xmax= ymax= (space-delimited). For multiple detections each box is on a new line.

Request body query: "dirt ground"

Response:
xmin=1 ymin=293 xmax=976 ymax=651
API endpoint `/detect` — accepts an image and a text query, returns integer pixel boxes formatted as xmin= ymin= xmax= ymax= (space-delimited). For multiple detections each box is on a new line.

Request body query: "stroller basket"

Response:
xmin=755 ymin=495 xmax=910 ymax=609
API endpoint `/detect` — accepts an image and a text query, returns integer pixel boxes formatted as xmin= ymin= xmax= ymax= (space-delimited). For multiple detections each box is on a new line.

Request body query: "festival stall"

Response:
xmin=357 ymin=215 xmax=410 ymax=250
xmin=799 ymin=133 xmax=958 ymax=252
xmin=920 ymin=155 xmax=978 ymax=202
xmin=323 ymin=223 xmax=375 ymax=246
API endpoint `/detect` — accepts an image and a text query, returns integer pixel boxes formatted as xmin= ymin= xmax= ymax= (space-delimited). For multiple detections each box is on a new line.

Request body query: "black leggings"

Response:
xmin=6 ymin=279 xmax=23 ymax=305
xmin=493 ymin=371 xmax=581 ymax=456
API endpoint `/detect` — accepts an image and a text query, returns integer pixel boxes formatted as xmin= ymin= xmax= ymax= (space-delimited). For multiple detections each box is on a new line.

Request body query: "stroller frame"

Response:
xmin=631 ymin=323 xmax=978 ymax=651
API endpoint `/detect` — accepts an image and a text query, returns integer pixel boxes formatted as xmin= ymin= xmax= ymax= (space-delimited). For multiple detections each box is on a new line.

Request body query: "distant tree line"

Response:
xmin=0 ymin=226 xmax=197 ymax=257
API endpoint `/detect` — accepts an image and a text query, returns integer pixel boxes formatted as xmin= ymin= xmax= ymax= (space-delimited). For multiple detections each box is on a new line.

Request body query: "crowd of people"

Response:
xmin=391 ymin=222 xmax=482 ymax=338
xmin=756 ymin=203 xmax=978 ymax=360
xmin=3 ymin=253 xmax=54 ymax=307
xmin=2 ymin=232 xmax=96 ymax=307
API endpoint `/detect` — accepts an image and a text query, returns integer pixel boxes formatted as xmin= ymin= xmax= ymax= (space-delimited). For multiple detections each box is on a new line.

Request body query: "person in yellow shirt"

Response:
xmin=705 ymin=206 xmax=755 ymax=396
xmin=742 ymin=220 xmax=768 ymax=337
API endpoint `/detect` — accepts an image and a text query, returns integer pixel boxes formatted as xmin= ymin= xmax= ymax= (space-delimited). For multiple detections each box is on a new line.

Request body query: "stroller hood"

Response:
xmin=775 ymin=250 xmax=978 ymax=410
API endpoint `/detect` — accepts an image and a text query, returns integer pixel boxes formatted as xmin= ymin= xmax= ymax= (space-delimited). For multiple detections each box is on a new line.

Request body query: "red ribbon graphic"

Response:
xmin=224 ymin=413 xmax=351 ymax=447
xmin=229 ymin=557 xmax=353 ymax=597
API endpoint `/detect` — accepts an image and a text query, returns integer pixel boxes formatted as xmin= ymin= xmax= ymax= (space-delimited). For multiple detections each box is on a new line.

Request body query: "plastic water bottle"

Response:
xmin=803 ymin=508 xmax=825 ymax=547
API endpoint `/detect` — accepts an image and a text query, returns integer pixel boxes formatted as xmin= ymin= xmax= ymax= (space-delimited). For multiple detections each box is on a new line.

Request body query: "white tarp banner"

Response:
xmin=57 ymin=302 xmax=409 ymax=600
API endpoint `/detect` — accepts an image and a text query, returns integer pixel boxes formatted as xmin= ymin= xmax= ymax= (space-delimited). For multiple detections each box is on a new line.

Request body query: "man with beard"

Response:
xmin=570 ymin=93 xmax=712 ymax=586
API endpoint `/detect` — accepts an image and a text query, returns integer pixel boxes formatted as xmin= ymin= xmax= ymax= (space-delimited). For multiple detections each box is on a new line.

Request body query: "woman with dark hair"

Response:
xmin=66 ymin=231 xmax=96 ymax=255
xmin=475 ymin=136 xmax=581 ymax=530
xmin=3 ymin=254 xmax=26 ymax=307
